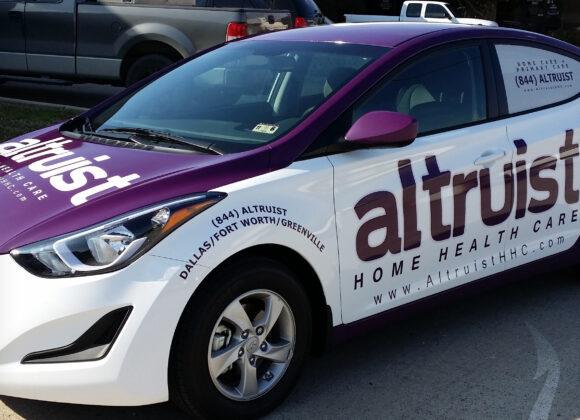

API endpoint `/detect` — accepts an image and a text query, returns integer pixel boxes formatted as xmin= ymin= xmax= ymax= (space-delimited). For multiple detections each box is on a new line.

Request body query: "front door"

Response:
xmin=24 ymin=0 xmax=76 ymax=76
xmin=0 ymin=0 xmax=27 ymax=72
xmin=329 ymin=43 xmax=516 ymax=323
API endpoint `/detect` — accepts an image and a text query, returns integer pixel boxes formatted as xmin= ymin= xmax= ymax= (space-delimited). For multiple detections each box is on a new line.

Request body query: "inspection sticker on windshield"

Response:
xmin=253 ymin=123 xmax=279 ymax=135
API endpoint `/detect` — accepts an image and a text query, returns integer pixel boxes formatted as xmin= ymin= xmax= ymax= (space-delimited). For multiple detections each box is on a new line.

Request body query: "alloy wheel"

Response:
xmin=207 ymin=289 xmax=296 ymax=401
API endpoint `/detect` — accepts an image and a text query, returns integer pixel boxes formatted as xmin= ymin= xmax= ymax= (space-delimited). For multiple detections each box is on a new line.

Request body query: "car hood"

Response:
xmin=0 ymin=125 xmax=270 ymax=254
xmin=456 ymin=18 xmax=498 ymax=27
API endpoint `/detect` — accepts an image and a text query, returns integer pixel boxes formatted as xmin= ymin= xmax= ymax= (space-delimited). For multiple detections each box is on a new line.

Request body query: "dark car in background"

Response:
xmin=0 ymin=0 xmax=324 ymax=86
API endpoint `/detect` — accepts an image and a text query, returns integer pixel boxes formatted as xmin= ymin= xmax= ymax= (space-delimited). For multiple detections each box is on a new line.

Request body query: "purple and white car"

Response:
xmin=0 ymin=23 xmax=578 ymax=419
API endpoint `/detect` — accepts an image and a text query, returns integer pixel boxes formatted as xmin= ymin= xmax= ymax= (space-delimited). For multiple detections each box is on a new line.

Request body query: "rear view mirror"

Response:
xmin=345 ymin=111 xmax=417 ymax=148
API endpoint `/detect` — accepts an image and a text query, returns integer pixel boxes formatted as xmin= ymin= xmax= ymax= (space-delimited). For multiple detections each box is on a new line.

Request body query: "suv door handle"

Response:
xmin=474 ymin=150 xmax=506 ymax=167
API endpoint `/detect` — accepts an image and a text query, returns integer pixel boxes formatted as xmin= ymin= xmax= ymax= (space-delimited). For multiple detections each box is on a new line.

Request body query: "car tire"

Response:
xmin=125 ymin=54 xmax=174 ymax=87
xmin=170 ymin=257 xmax=313 ymax=420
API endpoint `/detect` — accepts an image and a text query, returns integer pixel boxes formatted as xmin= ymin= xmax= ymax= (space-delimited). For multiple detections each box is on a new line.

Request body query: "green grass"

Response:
xmin=0 ymin=102 xmax=79 ymax=142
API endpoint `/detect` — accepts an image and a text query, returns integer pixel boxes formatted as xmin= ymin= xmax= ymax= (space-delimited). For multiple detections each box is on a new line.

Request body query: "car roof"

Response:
xmin=243 ymin=22 xmax=579 ymax=58
xmin=246 ymin=22 xmax=478 ymax=48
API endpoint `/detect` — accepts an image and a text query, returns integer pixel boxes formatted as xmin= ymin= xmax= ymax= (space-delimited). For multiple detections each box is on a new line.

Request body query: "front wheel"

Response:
xmin=170 ymin=258 xmax=312 ymax=419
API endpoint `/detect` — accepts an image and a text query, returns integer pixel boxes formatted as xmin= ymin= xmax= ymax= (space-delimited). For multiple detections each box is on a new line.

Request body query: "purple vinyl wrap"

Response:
xmin=345 ymin=111 xmax=418 ymax=145
xmin=1 ymin=24 xmax=578 ymax=253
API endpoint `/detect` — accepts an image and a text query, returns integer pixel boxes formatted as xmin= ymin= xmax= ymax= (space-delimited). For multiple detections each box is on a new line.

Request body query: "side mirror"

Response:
xmin=345 ymin=111 xmax=417 ymax=148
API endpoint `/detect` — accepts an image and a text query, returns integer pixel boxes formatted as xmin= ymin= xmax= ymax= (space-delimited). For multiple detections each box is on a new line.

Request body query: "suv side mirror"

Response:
xmin=345 ymin=111 xmax=417 ymax=148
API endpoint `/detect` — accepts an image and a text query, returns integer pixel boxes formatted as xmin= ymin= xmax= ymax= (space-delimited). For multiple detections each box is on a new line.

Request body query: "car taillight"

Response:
xmin=226 ymin=22 xmax=248 ymax=41
xmin=294 ymin=17 xmax=308 ymax=28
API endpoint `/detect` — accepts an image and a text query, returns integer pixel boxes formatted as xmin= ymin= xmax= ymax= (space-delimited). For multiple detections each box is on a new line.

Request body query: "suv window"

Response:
xmin=495 ymin=44 xmax=579 ymax=114
xmin=353 ymin=45 xmax=487 ymax=134
xmin=425 ymin=4 xmax=448 ymax=18
xmin=405 ymin=3 xmax=422 ymax=17
xmin=266 ymin=0 xmax=318 ymax=18
xmin=268 ymin=0 xmax=296 ymax=12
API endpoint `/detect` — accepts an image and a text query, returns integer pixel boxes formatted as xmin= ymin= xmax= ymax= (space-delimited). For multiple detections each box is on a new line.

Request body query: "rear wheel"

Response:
xmin=124 ymin=54 xmax=174 ymax=87
xmin=170 ymin=258 xmax=312 ymax=419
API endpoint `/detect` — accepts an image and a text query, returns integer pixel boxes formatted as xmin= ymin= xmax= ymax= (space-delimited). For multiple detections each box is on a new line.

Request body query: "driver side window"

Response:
xmin=353 ymin=44 xmax=487 ymax=135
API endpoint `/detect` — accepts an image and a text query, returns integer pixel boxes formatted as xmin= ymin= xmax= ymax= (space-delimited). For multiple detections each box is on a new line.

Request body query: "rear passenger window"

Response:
xmin=406 ymin=3 xmax=422 ymax=17
xmin=495 ymin=44 xmax=579 ymax=114
xmin=353 ymin=45 xmax=487 ymax=134
xmin=425 ymin=4 xmax=448 ymax=18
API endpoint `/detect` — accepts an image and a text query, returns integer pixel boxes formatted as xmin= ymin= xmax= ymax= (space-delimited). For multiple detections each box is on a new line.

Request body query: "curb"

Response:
xmin=0 ymin=97 xmax=88 ymax=113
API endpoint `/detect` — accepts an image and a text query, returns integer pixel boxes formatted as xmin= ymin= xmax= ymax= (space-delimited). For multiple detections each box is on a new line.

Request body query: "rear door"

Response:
xmin=328 ymin=42 xmax=515 ymax=323
xmin=24 ymin=0 xmax=76 ymax=76
xmin=0 ymin=0 xmax=27 ymax=72
xmin=493 ymin=42 xmax=580 ymax=266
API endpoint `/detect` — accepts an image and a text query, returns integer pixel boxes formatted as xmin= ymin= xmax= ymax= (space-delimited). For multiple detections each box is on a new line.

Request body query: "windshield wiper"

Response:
xmin=100 ymin=127 xmax=221 ymax=155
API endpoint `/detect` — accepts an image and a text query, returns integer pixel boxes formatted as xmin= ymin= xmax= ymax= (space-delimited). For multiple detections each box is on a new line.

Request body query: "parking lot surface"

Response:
xmin=0 ymin=267 xmax=579 ymax=419
xmin=0 ymin=79 xmax=122 ymax=109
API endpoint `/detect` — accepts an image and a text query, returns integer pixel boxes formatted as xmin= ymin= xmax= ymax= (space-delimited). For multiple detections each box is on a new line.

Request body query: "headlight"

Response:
xmin=11 ymin=193 xmax=226 ymax=278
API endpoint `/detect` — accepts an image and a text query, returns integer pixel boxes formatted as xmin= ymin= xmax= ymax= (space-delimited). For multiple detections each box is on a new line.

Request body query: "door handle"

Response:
xmin=474 ymin=150 xmax=506 ymax=167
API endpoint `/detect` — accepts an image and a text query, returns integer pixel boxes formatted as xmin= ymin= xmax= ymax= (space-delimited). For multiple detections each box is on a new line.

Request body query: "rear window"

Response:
xmin=495 ymin=44 xmax=579 ymax=114
xmin=89 ymin=41 xmax=386 ymax=153
xmin=425 ymin=4 xmax=448 ymax=18
xmin=253 ymin=0 xmax=321 ymax=19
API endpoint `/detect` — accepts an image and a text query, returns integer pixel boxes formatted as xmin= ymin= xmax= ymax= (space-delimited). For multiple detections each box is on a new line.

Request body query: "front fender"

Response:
xmin=149 ymin=158 xmax=342 ymax=326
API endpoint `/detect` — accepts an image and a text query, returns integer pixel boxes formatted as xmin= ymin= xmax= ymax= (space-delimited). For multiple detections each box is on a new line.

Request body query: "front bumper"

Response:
xmin=0 ymin=253 xmax=207 ymax=406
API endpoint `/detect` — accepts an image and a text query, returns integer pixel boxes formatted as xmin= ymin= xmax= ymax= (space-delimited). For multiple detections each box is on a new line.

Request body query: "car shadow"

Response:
xmin=2 ymin=267 xmax=579 ymax=419
xmin=0 ymin=398 xmax=188 ymax=420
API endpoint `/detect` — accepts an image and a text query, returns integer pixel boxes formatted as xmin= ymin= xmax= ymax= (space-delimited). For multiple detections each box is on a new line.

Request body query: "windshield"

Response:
xmin=88 ymin=41 xmax=387 ymax=154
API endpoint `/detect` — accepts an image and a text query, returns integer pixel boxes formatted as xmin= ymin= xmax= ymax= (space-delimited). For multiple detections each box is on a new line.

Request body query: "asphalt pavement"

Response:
xmin=0 ymin=267 xmax=579 ymax=419
xmin=0 ymin=78 xmax=123 ymax=109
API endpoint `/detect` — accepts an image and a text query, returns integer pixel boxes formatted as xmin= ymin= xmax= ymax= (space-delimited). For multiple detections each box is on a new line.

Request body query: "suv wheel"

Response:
xmin=170 ymin=258 xmax=312 ymax=419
